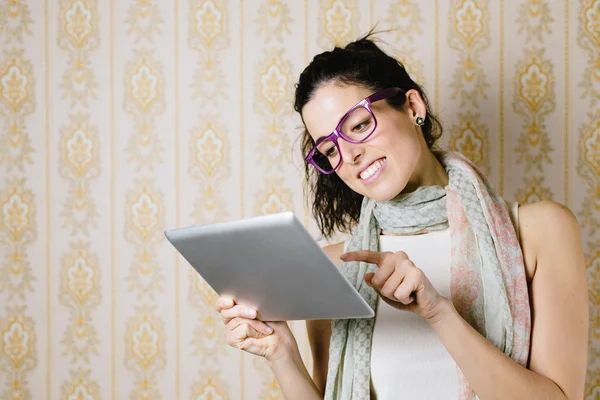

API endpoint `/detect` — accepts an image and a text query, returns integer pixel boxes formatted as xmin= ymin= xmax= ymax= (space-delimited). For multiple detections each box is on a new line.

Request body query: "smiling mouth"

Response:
xmin=359 ymin=158 xmax=386 ymax=180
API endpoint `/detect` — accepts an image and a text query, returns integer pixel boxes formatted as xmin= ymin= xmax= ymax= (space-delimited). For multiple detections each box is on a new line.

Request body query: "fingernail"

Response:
xmin=340 ymin=253 xmax=348 ymax=260
xmin=248 ymin=309 xmax=256 ymax=318
xmin=266 ymin=327 xmax=273 ymax=334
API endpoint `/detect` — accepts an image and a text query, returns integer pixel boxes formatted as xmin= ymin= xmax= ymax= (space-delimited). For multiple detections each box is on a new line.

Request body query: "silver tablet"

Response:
xmin=165 ymin=212 xmax=374 ymax=321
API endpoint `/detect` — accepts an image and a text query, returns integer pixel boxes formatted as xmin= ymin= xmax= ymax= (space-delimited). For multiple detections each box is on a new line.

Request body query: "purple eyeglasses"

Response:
xmin=305 ymin=87 xmax=405 ymax=174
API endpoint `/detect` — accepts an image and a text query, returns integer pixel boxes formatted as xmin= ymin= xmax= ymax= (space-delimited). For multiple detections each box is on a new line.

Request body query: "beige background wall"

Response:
xmin=0 ymin=0 xmax=598 ymax=398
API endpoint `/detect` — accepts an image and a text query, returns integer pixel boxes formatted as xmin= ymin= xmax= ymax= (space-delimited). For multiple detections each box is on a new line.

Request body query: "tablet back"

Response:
xmin=165 ymin=212 xmax=374 ymax=321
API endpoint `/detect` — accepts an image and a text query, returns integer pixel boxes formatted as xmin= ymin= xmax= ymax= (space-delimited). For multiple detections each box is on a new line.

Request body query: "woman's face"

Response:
xmin=302 ymin=82 xmax=428 ymax=201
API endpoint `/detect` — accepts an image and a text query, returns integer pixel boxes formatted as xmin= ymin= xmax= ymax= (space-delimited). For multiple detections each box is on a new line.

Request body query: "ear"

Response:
xmin=405 ymin=89 xmax=427 ymax=122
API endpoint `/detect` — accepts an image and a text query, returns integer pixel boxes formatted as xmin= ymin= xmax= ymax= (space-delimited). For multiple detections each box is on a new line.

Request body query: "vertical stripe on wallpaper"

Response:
xmin=435 ymin=0 xmax=439 ymax=115
xmin=499 ymin=0 xmax=505 ymax=195
xmin=576 ymin=0 xmax=600 ymax=397
xmin=121 ymin=1 xmax=168 ymax=398
xmin=304 ymin=0 xmax=311 ymax=367
xmin=110 ymin=0 xmax=116 ymax=397
xmin=240 ymin=0 xmax=245 ymax=221
xmin=248 ymin=0 xmax=297 ymax=397
xmin=186 ymin=0 xmax=234 ymax=399
xmin=302 ymin=0 xmax=310 ymax=234
xmin=45 ymin=0 xmax=52 ymax=398
xmin=447 ymin=0 xmax=492 ymax=175
xmin=575 ymin=0 xmax=600 ymax=238
xmin=563 ymin=0 xmax=569 ymax=207
xmin=56 ymin=0 xmax=103 ymax=398
xmin=511 ymin=0 xmax=557 ymax=204
xmin=0 ymin=2 xmax=38 ymax=400
xmin=240 ymin=1 xmax=245 ymax=395
xmin=240 ymin=0 xmax=245 ymax=396
xmin=174 ymin=0 xmax=181 ymax=398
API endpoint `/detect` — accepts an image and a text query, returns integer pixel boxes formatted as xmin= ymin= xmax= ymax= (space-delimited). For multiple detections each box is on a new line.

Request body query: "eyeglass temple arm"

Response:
xmin=367 ymin=87 xmax=404 ymax=103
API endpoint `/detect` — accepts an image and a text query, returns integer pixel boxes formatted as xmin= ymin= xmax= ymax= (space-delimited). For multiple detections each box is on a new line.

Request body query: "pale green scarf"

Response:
xmin=324 ymin=152 xmax=531 ymax=399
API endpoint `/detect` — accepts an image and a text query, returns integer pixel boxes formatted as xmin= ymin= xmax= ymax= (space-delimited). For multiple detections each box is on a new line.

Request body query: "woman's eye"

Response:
xmin=353 ymin=119 xmax=372 ymax=132
xmin=325 ymin=147 xmax=338 ymax=158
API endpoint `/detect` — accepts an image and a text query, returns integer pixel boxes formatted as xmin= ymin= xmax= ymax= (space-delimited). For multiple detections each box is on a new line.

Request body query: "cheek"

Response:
xmin=373 ymin=125 xmax=416 ymax=153
xmin=376 ymin=127 xmax=421 ymax=171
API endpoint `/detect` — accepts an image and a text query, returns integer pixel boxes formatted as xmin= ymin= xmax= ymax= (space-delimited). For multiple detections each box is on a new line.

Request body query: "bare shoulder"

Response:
xmin=322 ymin=241 xmax=345 ymax=269
xmin=516 ymin=200 xmax=583 ymax=280
xmin=518 ymin=200 xmax=583 ymax=266
xmin=518 ymin=200 xmax=580 ymax=233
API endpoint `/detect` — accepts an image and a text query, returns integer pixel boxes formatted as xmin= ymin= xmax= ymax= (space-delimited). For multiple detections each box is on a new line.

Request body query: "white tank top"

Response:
xmin=369 ymin=201 xmax=520 ymax=400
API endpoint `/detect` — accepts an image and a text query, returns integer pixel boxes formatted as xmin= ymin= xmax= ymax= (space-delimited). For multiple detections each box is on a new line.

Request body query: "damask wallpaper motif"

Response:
xmin=0 ymin=0 xmax=597 ymax=399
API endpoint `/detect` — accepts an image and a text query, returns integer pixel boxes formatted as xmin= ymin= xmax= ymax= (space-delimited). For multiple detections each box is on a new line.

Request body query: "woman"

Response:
xmin=214 ymin=34 xmax=589 ymax=399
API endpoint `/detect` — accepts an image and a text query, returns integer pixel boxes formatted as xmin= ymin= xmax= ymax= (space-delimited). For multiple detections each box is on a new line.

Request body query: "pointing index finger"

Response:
xmin=341 ymin=250 xmax=385 ymax=266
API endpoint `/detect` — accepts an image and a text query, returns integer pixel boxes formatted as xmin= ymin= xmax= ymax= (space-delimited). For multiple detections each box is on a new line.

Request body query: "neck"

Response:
xmin=402 ymin=149 xmax=449 ymax=194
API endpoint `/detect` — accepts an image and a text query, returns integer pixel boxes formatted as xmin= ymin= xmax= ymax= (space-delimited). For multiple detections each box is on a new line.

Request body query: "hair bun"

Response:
xmin=344 ymin=37 xmax=379 ymax=52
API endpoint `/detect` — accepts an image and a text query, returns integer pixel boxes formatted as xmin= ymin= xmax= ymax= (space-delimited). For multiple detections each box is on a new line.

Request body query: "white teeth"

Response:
xmin=360 ymin=159 xmax=384 ymax=180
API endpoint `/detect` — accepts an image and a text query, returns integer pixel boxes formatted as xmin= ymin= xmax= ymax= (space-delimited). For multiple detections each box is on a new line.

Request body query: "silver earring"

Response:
xmin=415 ymin=116 xmax=425 ymax=126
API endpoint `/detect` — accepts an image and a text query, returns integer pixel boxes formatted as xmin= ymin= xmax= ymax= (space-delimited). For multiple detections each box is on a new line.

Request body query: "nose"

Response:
xmin=338 ymin=139 xmax=364 ymax=165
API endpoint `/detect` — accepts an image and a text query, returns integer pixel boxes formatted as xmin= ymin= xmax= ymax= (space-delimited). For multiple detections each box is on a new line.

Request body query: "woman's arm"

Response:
xmin=430 ymin=201 xmax=588 ymax=399
xmin=306 ymin=318 xmax=332 ymax=394
xmin=267 ymin=343 xmax=322 ymax=400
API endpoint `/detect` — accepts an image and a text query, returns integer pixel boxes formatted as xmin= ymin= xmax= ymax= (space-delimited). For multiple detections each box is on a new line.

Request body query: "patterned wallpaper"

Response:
xmin=0 ymin=0 xmax=597 ymax=399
